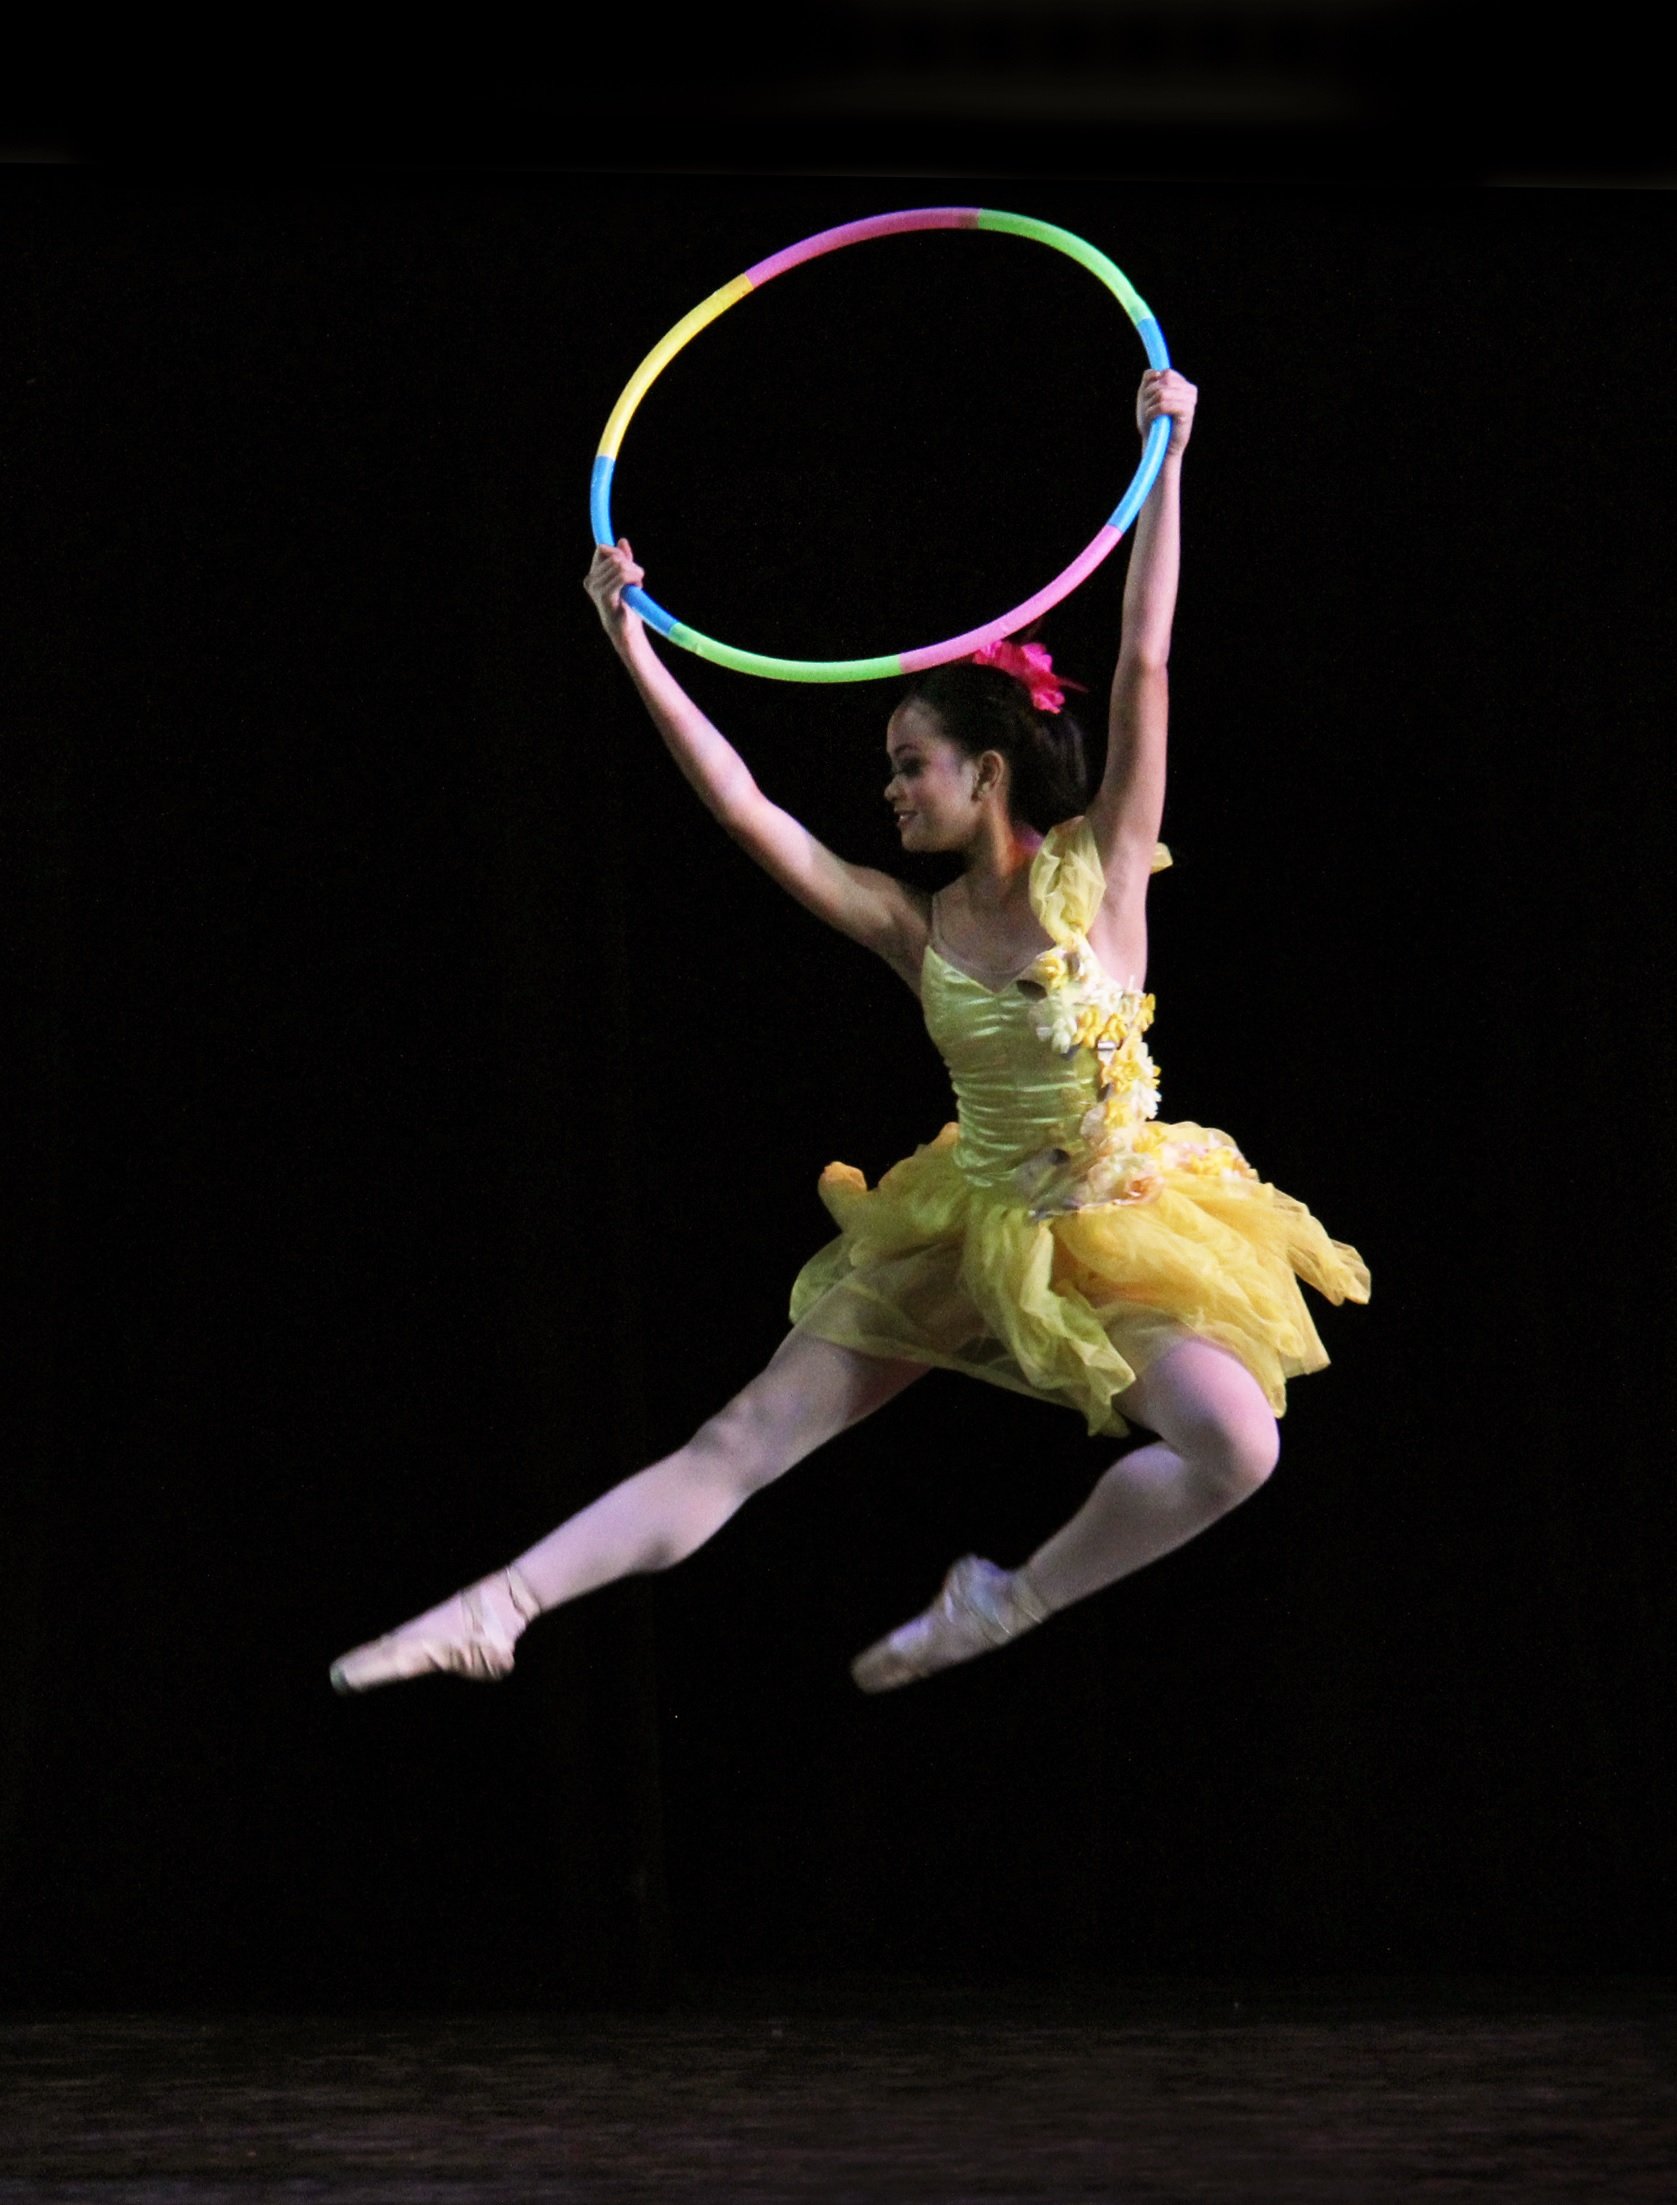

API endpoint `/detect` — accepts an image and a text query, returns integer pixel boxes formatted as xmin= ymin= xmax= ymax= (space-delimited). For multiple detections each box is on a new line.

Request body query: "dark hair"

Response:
xmin=899 ymin=661 xmax=1089 ymax=834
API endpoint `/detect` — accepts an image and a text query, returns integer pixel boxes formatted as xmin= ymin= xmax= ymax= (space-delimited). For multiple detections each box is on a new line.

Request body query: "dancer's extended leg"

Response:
xmin=330 ymin=1332 xmax=926 ymax=1692
xmin=851 ymin=1335 xmax=1280 ymax=1691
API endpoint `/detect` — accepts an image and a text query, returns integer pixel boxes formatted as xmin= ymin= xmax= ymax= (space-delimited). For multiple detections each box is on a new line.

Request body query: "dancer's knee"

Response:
xmin=1186 ymin=1405 xmax=1280 ymax=1503
xmin=678 ymin=1335 xmax=922 ymax=1516
xmin=686 ymin=1388 xmax=796 ymax=1501
xmin=1128 ymin=1339 xmax=1280 ymax=1505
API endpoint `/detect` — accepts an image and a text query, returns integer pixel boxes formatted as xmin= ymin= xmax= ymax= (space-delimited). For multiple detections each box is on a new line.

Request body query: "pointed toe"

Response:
xmin=849 ymin=1556 xmax=1048 ymax=1694
xmin=327 ymin=1574 xmax=527 ymax=1695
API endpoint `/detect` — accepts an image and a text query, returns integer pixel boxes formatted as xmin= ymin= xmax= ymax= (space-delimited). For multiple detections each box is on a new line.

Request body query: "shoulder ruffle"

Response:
xmin=1030 ymin=817 xmax=1172 ymax=942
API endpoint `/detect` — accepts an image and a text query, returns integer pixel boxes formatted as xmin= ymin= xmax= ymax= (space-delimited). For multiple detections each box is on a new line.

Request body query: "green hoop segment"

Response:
xmin=590 ymin=207 xmax=1171 ymax=684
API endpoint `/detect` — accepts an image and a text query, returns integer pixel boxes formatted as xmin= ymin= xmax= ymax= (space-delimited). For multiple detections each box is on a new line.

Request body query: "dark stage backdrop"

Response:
xmin=5 ymin=173 xmax=1673 ymax=2008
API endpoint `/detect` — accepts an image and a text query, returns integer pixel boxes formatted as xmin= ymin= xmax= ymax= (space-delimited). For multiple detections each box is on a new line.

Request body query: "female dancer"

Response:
xmin=330 ymin=367 xmax=1369 ymax=1699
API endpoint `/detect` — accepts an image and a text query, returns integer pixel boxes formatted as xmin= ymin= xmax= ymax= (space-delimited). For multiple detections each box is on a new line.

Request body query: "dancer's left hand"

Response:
xmin=1137 ymin=368 xmax=1197 ymax=455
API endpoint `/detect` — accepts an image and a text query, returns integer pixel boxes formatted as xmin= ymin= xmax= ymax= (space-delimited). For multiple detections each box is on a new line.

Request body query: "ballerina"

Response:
xmin=330 ymin=366 xmax=1368 ymax=1700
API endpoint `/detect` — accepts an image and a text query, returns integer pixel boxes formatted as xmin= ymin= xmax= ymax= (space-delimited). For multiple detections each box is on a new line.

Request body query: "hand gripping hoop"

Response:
xmin=589 ymin=207 xmax=1171 ymax=684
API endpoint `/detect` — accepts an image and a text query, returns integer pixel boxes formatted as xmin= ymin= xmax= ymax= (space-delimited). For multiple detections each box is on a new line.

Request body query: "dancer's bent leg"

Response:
xmin=1018 ymin=1335 xmax=1279 ymax=1613
xmin=331 ymin=1332 xmax=926 ymax=1692
xmin=851 ymin=1335 xmax=1279 ymax=1692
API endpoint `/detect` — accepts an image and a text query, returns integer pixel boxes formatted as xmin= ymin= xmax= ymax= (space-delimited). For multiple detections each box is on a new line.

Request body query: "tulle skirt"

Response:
xmin=788 ymin=1121 xmax=1371 ymax=1438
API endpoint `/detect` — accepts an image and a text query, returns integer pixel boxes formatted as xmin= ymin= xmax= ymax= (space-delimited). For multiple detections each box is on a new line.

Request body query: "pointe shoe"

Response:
xmin=850 ymin=1555 xmax=1051 ymax=1694
xmin=329 ymin=1565 xmax=540 ymax=1695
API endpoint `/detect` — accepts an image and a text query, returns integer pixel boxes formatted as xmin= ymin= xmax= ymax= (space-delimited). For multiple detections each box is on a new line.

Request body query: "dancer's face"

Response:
xmin=884 ymin=702 xmax=997 ymax=852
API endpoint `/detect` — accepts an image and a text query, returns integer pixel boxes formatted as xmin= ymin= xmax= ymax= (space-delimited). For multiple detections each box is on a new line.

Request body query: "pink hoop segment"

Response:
xmin=743 ymin=207 xmax=982 ymax=289
xmin=897 ymin=522 xmax=1123 ymax=675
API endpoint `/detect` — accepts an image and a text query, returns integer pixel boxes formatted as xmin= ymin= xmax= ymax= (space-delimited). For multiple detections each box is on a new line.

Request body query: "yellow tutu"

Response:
xmin=789 ymin=818 xmax=1369 ymax=1439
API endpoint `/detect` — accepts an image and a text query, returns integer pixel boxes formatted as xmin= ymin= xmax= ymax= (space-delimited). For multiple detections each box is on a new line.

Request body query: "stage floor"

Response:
xmin=2 ymin=1977 xmax=1672 ymax=2200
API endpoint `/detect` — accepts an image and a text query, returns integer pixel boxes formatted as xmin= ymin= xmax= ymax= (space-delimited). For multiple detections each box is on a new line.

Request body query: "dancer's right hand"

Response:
xmin=585 ymin=537 xmax=645 ymax=643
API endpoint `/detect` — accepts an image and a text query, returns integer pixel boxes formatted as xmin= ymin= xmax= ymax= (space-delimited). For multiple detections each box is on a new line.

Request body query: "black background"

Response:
xmin=5 ymin=13 xmax=1675 ymax=2010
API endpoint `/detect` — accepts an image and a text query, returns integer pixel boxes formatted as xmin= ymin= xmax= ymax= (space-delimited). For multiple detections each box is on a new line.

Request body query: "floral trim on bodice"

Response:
xmin=1008 ymin=931 xmax=1258 ymax=1222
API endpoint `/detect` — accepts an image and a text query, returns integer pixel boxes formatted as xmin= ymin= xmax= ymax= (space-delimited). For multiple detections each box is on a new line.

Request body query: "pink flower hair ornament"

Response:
xmin=967 ymin=638 xmax=1087 ymax=715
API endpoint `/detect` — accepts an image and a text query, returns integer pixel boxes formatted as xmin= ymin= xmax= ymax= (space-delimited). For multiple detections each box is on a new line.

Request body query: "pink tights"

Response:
xmin=508 ymin=1329 xmax=1279 ymax=1623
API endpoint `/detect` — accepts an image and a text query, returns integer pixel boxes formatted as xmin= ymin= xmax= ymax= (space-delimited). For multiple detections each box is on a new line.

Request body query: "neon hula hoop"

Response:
xmin=589 ymin=208 xmax=1171 ymax=684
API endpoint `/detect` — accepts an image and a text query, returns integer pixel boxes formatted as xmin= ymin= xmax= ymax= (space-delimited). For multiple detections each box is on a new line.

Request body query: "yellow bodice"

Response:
xmin=920 ymin=817 xmax=1248 ymax=1216
xmin=920 ymin=947 xmax=1108 ymax=1189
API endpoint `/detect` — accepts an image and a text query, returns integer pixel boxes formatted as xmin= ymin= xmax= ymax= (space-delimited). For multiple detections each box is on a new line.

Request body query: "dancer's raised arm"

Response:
xmin=585 ymin=540 xmax=923 ymax=974
xmin=1084 ymin=369 xmax=1197 ymax=897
